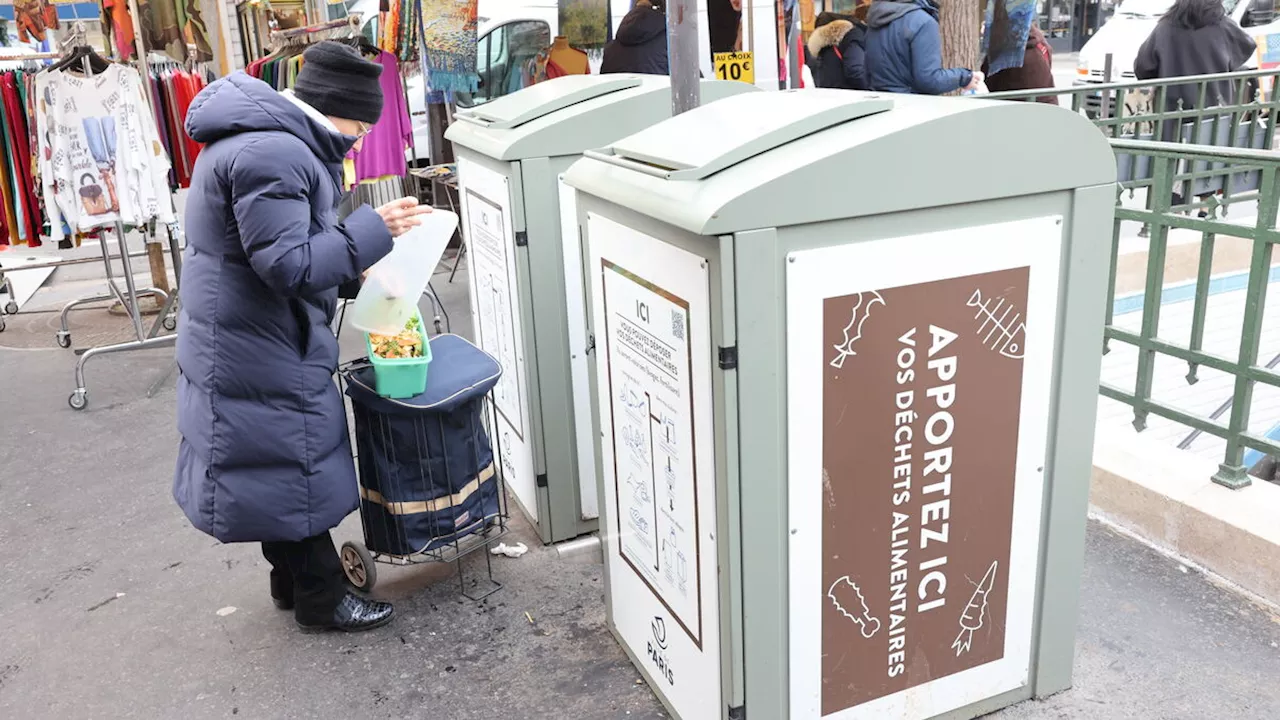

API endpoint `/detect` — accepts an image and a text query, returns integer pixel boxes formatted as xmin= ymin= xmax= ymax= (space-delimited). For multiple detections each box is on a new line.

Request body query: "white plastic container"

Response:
xmin=349 ymin=208 xmax=458 ymax=335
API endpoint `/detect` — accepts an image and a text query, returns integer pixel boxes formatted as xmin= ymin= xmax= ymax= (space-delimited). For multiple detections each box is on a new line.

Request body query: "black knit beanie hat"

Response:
xmin=293 ymin=41 xmax=384 ymax=125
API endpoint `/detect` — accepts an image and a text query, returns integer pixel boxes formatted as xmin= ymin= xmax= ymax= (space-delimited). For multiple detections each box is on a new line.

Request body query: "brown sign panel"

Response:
xmin=820 ymin=266 xmax=1030 ymax=715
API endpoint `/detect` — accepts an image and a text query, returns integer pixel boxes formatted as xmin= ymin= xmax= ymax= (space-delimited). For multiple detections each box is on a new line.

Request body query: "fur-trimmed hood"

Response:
xmin=808 ymin=19 xmax=856 ymax=57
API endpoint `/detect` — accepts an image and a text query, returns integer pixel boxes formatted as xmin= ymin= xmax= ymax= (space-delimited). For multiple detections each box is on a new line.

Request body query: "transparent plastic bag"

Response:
xmin=348 ymin=208 xmax=458 ymax=335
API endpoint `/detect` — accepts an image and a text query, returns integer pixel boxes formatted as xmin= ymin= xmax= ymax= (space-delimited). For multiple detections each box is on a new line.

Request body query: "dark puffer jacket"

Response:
xmin=174 ymin=73 xmax=394 ymax=543
xmin=601 ymin=3 xmax=670 ymax=75
xmin=807 ymin=19 xmax=870 ymax=90
xmin=982 ymin=25 xmax=1058 ymax=104
xmin=864 ymin=0 xmax=971 ymax=95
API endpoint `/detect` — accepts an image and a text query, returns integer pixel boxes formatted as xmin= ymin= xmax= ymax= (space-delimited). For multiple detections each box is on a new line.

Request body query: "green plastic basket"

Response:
xmin=365 ymin=311 xmax=432 ymax=399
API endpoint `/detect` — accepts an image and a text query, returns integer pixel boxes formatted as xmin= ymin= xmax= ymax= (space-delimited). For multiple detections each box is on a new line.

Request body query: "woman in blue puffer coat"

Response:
xmin=174 ymin=42 xmax=431 ymax=633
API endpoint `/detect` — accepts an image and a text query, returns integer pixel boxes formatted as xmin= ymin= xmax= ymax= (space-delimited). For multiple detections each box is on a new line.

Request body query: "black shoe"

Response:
xmin=270 ymin=575 xmax=295 ymax=611
xmin=296 ymin=592 xmax=395 ymax=633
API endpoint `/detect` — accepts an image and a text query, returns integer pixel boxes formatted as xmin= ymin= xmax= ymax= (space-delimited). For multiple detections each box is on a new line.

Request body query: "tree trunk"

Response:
xmin=938 ymin=0 xmax=981 ymax=78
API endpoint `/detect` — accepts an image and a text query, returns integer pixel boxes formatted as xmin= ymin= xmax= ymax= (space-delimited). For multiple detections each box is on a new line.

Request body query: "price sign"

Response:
xmin=713 ymin=51 xmax=755 ymax=85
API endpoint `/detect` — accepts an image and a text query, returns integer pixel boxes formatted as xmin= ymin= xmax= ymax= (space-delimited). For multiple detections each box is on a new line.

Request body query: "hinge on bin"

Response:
xmin=718 ymin=345 xmax=739 ymax=371
xmin=728 ymin=705 xmax=746 ymax=720
xmin=536 ymin=473 xmax=548 ymax=488
xmin=515 ymin=230 xmax=528 ymax=247
xmin=586 ymin=333 xmax=596 ymax=355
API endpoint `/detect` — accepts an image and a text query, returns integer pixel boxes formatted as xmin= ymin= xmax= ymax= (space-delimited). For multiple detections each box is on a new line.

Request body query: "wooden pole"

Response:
xmin=126 ymin=0 xmax=173 ymax=301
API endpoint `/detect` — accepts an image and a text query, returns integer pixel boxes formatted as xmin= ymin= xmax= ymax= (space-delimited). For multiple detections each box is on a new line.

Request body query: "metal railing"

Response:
xmin=971 ymin=70 xmax=1280 ymax=487
xmin=986 ymin=67 xmax=1280 ymax=142
xmin=1100 ymin=138 xmax=1280 ymax=489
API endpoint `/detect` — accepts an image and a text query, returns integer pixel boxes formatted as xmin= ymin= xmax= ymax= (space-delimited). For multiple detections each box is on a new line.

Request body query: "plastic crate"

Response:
xmin=365 ymin=311 xmax=432 ymax=399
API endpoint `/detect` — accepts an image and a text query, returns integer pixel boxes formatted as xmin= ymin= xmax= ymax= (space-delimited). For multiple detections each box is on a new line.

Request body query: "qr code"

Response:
xmin=671 ymin=309 xmax=685 ymax=341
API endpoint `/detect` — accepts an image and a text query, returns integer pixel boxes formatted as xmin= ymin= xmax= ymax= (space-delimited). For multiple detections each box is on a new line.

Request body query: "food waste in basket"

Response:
xmin=350 ymin=209 xmax=458 ymax=397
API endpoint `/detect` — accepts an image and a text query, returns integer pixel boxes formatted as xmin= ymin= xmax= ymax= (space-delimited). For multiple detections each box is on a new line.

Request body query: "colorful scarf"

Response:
xmin=419 ymin=0 xmax=479 ymax=95
xmin=982 ymin=0 xmax=1038 ymax=77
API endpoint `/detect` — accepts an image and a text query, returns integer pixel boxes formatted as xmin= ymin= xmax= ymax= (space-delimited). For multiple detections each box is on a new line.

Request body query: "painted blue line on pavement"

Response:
xmin=1113 ymin=264 xmax=1280 ymax=317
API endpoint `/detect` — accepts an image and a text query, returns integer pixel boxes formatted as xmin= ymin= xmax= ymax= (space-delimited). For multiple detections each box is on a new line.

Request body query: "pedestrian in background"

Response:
xmin=1134 ymin=0 xmax=1257 ymax=138
xmin=601 ymin=0 xmax=670 ymax=75
xmin=1135 ymin=0 xmax=1256 ymax=212
xmin=982 ymin=1 xmax=1057 ymax=103
xmin=806 ymin=11 xmax=871 ymax=90
xmin=175 ymin=42 xmax=432 ymax=634
xmin=864 ymin=0 xmax=982 ymax=95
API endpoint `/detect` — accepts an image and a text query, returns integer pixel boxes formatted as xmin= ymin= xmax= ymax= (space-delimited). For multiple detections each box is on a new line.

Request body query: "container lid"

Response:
xmin=348 ymin=210 xmax=458 ymax=335
xmin=456 ymin=75 xmax=644 ymax=130
xmin=605 ymin=90 xmax=893 ymax=180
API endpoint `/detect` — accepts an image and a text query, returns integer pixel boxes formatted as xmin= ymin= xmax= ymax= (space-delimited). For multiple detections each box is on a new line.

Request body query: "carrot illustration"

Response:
xmin=952 ymin=561 xmax=999 ymax=657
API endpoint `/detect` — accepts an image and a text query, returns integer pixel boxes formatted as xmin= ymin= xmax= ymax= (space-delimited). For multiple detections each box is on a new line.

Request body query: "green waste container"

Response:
xmin=563 ymin=89 xmax=1117 ymax=720
xmin=445 ymin=75 xmax=755 ymax=545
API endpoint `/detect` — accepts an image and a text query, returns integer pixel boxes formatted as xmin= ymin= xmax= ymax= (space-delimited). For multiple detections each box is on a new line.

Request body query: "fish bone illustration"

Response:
xmin=827 ymin=576 xmax=882 ymax=639
xmin=830 ymin=291 xmax=886 ymax=369
xmin=967 ymin=290 xmax=1026 ymax=359
xmin=952 ymin=560 xmax=999 ymax=657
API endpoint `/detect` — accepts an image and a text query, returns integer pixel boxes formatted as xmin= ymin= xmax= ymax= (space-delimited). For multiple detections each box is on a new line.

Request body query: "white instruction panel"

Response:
xmin=587 ymin=213 xmax=720 ymax=720
xmin=458 ymin=157 xmax=537 ymax=521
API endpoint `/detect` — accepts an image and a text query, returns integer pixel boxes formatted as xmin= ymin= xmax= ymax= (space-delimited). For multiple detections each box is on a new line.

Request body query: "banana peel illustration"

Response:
xmin=830 ymin=291 xmax=886 ymax=369
xmin=827 ymin=576 xmax=882 ymax=639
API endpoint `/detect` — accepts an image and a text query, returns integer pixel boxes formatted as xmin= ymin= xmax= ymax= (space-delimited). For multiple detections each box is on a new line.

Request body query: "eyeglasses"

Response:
xmin=355 ymin=122 xmax=373 ymax=139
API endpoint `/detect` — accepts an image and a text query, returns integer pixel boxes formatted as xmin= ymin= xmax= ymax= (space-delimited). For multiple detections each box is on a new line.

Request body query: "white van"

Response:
xmin=1075 ymin=0 xmax=1278 ymax=84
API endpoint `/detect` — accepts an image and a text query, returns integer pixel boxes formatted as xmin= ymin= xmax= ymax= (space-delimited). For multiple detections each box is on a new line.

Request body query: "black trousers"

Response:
xmin=261 ymin=531 xmax=345 ymax=623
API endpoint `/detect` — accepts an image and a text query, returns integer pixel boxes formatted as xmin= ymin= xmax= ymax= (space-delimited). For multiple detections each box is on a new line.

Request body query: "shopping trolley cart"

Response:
xmin=339 ymin=333 xmax=509 ymax=601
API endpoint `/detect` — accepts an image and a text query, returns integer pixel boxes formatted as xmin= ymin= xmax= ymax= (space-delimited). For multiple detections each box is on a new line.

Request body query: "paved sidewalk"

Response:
xmin=2 ymin=281 xmax=1280 ymax=719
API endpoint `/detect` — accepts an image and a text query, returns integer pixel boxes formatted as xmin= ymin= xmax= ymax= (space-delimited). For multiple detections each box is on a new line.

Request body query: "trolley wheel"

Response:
xmin=3 ymin=301 xmax=16 ymax=314
xmin=56 ymin=331 xmax=72 ymax=349
xmin=340 ymin=541 xmax=376 ymax=592
xmin=68 ymin=391 xmax=88 ymax=411
xmin=162 ymin=315 xmax=177 ymax=332
xmin=0 ymin=315 xmax=6 ymax=333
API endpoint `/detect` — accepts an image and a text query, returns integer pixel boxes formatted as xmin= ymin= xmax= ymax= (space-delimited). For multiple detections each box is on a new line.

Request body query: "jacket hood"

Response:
xmin=616 ymin=5 xmax=667 ymax=46
xmin=808 ymin=20 xmax=853 ymax=55
xmin=867 ymin=0 xmax=937 ymax=29
xmin=185 ymin=73 xmax=354 ymax=163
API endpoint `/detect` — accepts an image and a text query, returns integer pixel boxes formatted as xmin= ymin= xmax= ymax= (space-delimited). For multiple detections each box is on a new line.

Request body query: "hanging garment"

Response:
xmin=351 ymin=51 xmax=412 ymax=183
xmin=36 ymin=64 xmax=176 ymax=241
xmin=419 ymin=0 xmax=479 ymax=93
xmin=12 ymin=0 xmax=58 ymax=44
xmin=103 ymin=0 xmax=137 ymax=62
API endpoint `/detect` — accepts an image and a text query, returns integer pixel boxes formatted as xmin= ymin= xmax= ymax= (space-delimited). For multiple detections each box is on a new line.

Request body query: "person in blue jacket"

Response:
xmin=806 ymin=13 xmax=870 ymax=90
xmin=864 ymin=0 xmax=982 ymax=95
xmin=175 ymin=42 xmax=432 ymax=633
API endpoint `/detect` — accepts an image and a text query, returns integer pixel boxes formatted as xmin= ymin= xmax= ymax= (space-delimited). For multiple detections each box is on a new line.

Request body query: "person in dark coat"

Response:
xmin=176 ymin=41 xmax=432 ymax=633
xmin=601 ymin=0 xmax=669 ymax=75
xmin=981 ymin=8 xmax=1057 ymax=104
xmin=864 ymin=0 xmax=981 ymax=95
xmin=806 ymin=13 xmax=870 ymax=90
xmin=1134 ymin=0 xmax=1257 ymax=137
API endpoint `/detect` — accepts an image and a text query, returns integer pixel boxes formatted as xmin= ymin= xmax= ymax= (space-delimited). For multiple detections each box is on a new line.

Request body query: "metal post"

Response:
xmin=668 ymin=0 xmax=701 ymax=115
xmin=1101 ymin=52 xmax=1114 ymax=120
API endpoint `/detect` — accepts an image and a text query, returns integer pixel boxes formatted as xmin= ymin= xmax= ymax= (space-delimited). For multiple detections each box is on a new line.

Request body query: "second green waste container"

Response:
xmin=445 ymin=75 xmax=755 ymax=545
xmin=563 ymin=89 xmax=1117 ymax=719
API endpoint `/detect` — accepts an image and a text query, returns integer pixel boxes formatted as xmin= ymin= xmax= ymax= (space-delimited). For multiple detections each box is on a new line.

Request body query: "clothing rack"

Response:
xmin=271 ymin=15 xmax=363 ymax=45
xmin=0 ymin=21 xmax=186 ymax=410
xmin=61 ymin=37 xmax=184 ymax=411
